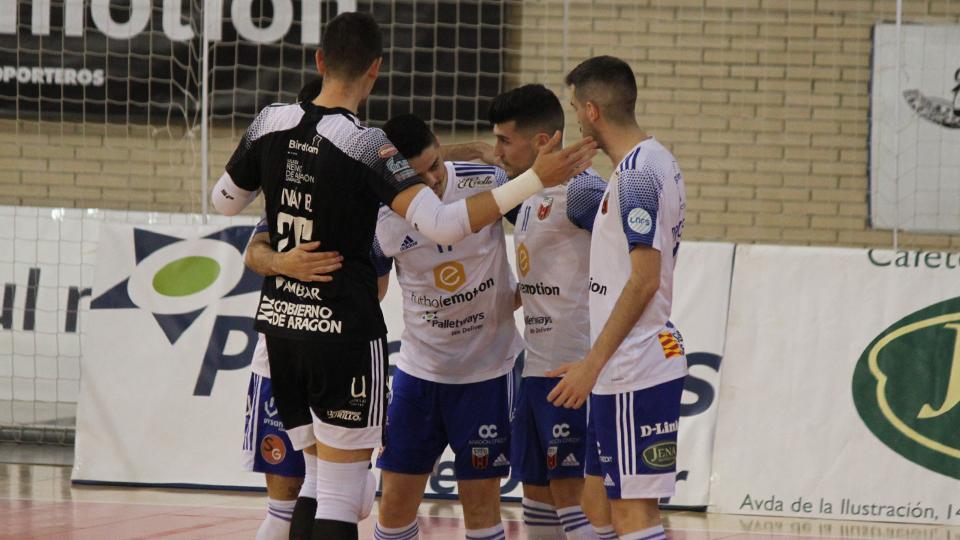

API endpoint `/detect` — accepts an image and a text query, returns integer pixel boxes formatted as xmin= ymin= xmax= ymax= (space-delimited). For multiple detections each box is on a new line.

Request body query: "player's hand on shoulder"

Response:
xmin=278 ymin=241 xmax=343 ymax=283
xmin=532 ymin=132 xmax=598 ymax=188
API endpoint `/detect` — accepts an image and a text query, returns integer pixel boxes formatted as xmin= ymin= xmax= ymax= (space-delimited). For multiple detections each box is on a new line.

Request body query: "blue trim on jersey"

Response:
xmin=370 ymin=234 xmax=393 ymax=277
xmin=618 ymin=146 xmax=643 ymax=172
xmin=566 ymin=171 xmax=606 ymax=233
xmin=254 ymin=217 xmax=268 ymax=234
xmin=618 ymin=168 xmax=662 ymax=250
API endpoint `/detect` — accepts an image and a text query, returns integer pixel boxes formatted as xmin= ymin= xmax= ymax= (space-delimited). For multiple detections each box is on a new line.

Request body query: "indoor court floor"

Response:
xmin=0 ymin=451 xmax=955 ymax=539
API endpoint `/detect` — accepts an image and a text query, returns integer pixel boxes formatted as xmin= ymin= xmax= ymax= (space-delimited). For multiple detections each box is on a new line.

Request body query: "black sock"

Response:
xmin=288 ymin=497 xmax=317 ymax=539
xmin=310 ymin=519 xmax=358 ymax=540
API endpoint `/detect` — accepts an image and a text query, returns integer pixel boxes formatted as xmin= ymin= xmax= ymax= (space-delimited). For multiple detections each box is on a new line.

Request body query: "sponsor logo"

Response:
xmin=639 ymin=421 xmax=679 ymax=438
xmin=519 ymin=282 xmax=560 ymax=296
xmin=524 ymin=315 xmax=552 ymax=326
xmin=537 ymin=196 xmax=554 ymax=220
xmin=471 ymin=447 xmax=489 ymax=469
xmin=327 ymin=409 xmax=362 ymax=422
xmin=561 ymin=453 xmax=580 ymax=467
xmin=902 ymin=66 xmax=960 ymax=129
xmin=275 ymin=276 xmax=322 ymax=301
xmin=378 ymin=144 xmax=398 ymax=158
xmin=601 ymin=193 xmax=609 ymax=214
xmin=400 ymin=235 xmax=418 ymax=252
xmin=603 ymin=473 xmax=615 ymax=486
xmin=517 ymin=243 xmax=530 ymax=277
xmin=89 ymin=226 xmax=262 ymax=396
xmin=257 ymin=298 xmax=343 ymax=334
xmin=421 ymin=311 xmax=438 ymax=321
xmin=284 ymin=159 xmax=315 ymax=184
xmin=1 ymin=66 xmax=104 ymax=86
xmin=428 ymin=312 xmax=485 ymax=330
xmin=457 ymin=176 xmax=494 ymax=189
xmin=350 ymin=376 xmax=367 ymax=399
xmin=641 ymin=441 xmax=677 ymax=470
xmin=410 ymin=278 xmax=495 ymax=310
xmin=867 ymin=249 xmax=960 ymax=269
xmin=552 ymin=423 xmax=571 ymax=438
xmin=264 ymin=397 xmax=279 ymax=418
xmin=627 ymin=208 xmax=653 ymax=235
xmin=493 ymin=453 xmax=510 ymax=467
xmin=288 ymin=139 xmax=318 ymax=154
xmin=478 ymin=424 xmax=499 ymax=439
xmin=547 ymin=446 xmax=558 ymax=470
xmin=658 ymin=330 xmax=685 ymax=359
xmin=588 ymin=277 xmax=608 ymax=296
xmin=599 ymin=455 xmax=613 ymax=463
xmin=433 ymin=261 xmax=467 ymax=293
xmin=386 ymin=156 xmax=418 ymax=181
xmin=853 ymin=297 xmax=960 ymax=480
xmin=260 ymin=434 xmax=287 ymax=465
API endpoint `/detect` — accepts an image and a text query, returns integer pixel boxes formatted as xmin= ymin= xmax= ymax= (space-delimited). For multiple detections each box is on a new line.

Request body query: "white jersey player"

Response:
xmin=549 ymin=56 xmax=688 ymax=540
xmin=371 ymin=114 xmax=522 ymax=540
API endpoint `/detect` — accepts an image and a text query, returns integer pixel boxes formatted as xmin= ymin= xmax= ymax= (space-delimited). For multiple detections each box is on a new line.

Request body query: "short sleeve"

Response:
xmin=617 ymin=167 xmax=663 ymax=251
xmin=370 ymin=234 xmax=393 ymax=277
xmin=352 ymin=128 xmax=425 ymax=206
xmin=567 ymin=171 xmax=606 ymax=233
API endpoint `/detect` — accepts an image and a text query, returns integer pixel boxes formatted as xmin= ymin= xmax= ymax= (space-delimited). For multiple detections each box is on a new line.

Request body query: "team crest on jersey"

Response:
xmin=546 ymin=446 xmax=558 ymax=469
xmin=471 ymin=447 xmax=489 ymax=469
xmin=601 ymin=193 xmax=609 ymax=214
xmin=260 ymin=434 xmax=287 ymax=465
xmin=378 ymin=144 xmax=398 ymax=158
xmin=537 ymin=197 xmax=553 ymax=220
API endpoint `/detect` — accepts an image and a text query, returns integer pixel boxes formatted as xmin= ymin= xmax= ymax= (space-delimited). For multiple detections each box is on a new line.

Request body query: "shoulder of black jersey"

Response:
xmin=245 ymin=102 xmax=305 ymax=143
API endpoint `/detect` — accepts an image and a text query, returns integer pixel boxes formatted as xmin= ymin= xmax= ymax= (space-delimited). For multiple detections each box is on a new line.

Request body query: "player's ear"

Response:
xmin=586 ymin=101 xmax=601 ymax=123
xmin=315 ymin=49 xmax=326 ymax=75
xmin=367 ymin=57 xmax=383 ymax=79
xmin=533 ymin=132 xmax=551 ymax=148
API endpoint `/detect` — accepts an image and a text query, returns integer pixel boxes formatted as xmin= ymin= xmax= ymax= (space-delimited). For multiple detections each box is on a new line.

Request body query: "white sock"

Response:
xmin=522 ymin=497 xmax=563 ymax=539
xmin=314 ymin=458 xmax=371 ymax=523
xmin=557 ymin=505 xmax=597 ymax=539
xmin=620 ymin=524 xmax=666 ymax=540
xmin=299 ymin=452 xmax=317 ymax=499
xmin=255 ymin=498 xmax=296 ymax=540
xmin=374 ymin=519 xmax=420 ymax=540
xmin=465 ymin=522 xmax=506 ymax=540
xmin=594 ymin=524 xmax=617 ymax=540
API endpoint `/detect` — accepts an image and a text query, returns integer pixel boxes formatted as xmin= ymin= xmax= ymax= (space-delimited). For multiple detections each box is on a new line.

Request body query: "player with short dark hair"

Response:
xmin=371 ymin=113 xmax=522 ymax=540
xmin=548 ymin=55 xmax=688 ymax=540
xmin=448 ymin=84 xmax=609 ymax=540
xmin=212 ymin=11 xmax=595 ymax=540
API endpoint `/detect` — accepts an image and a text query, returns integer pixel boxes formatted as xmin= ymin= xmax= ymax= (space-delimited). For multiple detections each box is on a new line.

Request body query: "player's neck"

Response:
xmin=601 ymin=124 xmax=650 ymax=167
xmin=311 ymin=80 xmax=367 ymax=114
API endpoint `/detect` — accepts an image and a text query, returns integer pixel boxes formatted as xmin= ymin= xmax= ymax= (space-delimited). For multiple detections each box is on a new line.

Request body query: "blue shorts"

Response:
xmin=585 ymin=377 xmax=683 ymax=500
xmin=376 ymin=368 xmax=512 ymax=480
xmin=242 ymin=373 xmax=306 ymax=478
xmin=510 ymin=376 xmax=587 ymax=485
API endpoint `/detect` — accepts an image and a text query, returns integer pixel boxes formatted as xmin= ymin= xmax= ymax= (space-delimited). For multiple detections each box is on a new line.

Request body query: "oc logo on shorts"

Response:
xmin=552 ymin=423 xmax=570 ymax=438
xmin=478 ymin=424 xmax=499 ymax=439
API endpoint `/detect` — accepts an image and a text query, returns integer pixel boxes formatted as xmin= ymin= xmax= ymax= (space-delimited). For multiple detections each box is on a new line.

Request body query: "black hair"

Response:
xmin=564 ymin=55 xmax=638 ymax=124
xmin=383 ymin=114 xmax=438 ymax=159
xmin=321 ymin=12 xmax=383 ymax=80
xmin=487 ymin=84 xmax=565 ymax=135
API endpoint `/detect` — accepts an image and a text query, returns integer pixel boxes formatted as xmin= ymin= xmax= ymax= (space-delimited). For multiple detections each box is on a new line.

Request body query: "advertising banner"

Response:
xmin=710 ymin=245 xmax=960 ymax=525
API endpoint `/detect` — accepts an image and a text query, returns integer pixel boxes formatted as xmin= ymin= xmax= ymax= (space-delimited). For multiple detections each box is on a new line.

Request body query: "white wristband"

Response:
xmin=490 ymin=168 xmax=543 ymax=214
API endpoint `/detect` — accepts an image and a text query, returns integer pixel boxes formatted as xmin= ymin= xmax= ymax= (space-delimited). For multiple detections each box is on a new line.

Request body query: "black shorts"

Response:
xmin=265 ymin=335 xmax=388 ymax=451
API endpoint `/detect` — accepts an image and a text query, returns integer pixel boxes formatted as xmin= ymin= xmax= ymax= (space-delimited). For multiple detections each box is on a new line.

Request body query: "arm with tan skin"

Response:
xmin=546 ymin=246 xmax=661 ymax=409
xmin=441 ymin=141 xmax=499 ymax=166
xmin=377 ymin=275 xmax=390 ymax=302
xmin=244 ymin=232 xmax=344 ymax=282
xmin=390 ymin=132 xmax=595 ymax=241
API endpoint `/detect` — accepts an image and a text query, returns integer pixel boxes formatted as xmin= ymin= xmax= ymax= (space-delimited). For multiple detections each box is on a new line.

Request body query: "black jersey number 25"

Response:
xmin=276 ymin=211 xmax=313 ymax=251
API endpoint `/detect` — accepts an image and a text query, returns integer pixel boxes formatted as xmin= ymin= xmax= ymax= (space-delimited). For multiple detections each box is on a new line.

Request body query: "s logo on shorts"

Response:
xmin=260 ymin=434 xmax=287 ymax=465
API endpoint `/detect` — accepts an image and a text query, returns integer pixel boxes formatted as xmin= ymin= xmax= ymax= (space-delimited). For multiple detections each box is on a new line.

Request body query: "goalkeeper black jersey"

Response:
xmin=225 ymin=102 xmax=422 ymax=342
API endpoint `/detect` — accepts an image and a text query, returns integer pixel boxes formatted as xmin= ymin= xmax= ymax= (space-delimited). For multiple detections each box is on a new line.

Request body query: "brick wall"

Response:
xmin=2 ymin=0 xmax=959 ymax=248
